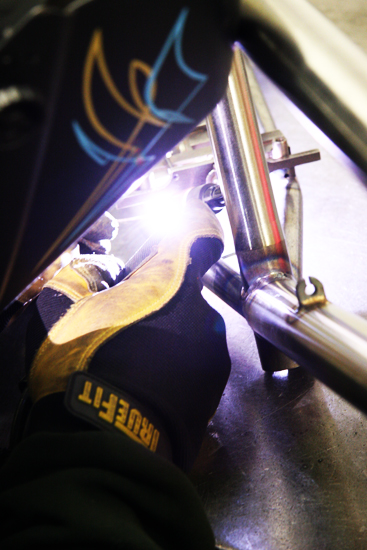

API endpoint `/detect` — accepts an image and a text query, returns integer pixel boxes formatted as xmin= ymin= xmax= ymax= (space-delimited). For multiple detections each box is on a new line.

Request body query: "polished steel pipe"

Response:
xmin=242 ymin=55 xmax=276 ymax=133
xmin=204 ymin=261 xmax=367 ymax=413
xmin=237 ymin=0 xmax=367 ymax=174
xmin=207 ymin=48 xmax=291 ymax=289
xmin=284 ymin=172 xmax=303 ymax=281
xmin=270 ymin=132 xmax=303 ymax=281
xmin=244 ymin=276 xmax=367 ymax=414
xmin=202 ymin=259 xmax=243 ymax=315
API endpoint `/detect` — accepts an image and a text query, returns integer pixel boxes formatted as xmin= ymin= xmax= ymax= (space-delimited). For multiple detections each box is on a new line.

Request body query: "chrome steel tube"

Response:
xmin=284 ymin=173 xmax=303 ymax=281
xmin=270 ymin=132 xmax=303 ymax=281
xmin=237 ymin=0 xmax=367 ymax=174
xmin=202 ymin=259 xmax=243 ymax=314
xmin=207 ymin=48 xmax=291 ymax=288
xmin=244 ymin=276 xmax=367 ymax=413
xmin=204 ymin=260 xmax=367 ymax=413
xmin=203 ymin=259 xmax=299 ymax=371
xmin=243 ymin=55 xmax=276 ymax=133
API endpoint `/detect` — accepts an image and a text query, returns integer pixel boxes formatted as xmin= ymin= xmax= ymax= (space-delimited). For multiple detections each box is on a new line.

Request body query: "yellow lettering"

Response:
xmin=114 ymin=399 xmax=130 ymax=430
xmin=139 ymin=417 xmax=154 ymax=446
xmin=127 ymin=409 xmax=142 ymax=435
xmin=150 ymin=430 xmax=160 ymax=452
xmin=98 ymin=393 xmax=118 ymax=423
xmin=78 ymin=381 xmax=93 ymax=404
xmin=93 ymin=386 xmax=103 ymax=408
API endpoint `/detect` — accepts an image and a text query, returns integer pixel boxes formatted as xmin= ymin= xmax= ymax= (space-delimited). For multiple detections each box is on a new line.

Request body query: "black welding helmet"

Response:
xmin=0 ymin=0 xmax=238 ymax=311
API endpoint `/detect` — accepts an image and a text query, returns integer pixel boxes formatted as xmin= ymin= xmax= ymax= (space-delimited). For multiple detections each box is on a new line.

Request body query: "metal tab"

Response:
xmin=296 ymin=276 xmax=327 ymax=309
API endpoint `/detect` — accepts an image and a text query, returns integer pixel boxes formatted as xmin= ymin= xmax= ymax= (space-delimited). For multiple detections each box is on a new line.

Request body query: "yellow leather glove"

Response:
xmin=12 ymin=200 xmax=231 ymax=471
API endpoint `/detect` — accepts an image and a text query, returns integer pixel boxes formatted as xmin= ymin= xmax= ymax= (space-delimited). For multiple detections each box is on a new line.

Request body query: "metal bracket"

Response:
xmin=163 ymin=127 xmax=320 ymax=175
xmin=296 ymin=277 xmax=327 ymax=310
xmin=262 ymin=130 xmax=321 ymax=173
xmin=267 ymin=150 xmax=321 ymax=172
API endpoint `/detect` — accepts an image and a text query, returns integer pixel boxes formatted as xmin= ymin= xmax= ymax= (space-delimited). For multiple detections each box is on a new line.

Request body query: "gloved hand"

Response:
xmin=15 ymin=200 xmax=231 ymax=471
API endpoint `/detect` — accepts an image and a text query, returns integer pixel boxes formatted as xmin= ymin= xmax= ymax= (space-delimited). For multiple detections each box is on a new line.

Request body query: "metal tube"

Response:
xmin=244 ymin=276 xmax=367 ymax=414
xmin=202 ymin=261 xmax=300 ymax=372
xmin=207 ymin=47 xmax=291 ymax=289
xmin=204 ymin=260 xmax=367 ymax=413
xmin=237 ymin=0 xmax=367 ymax=175
xmin=270 ymin=133 xmax=303 ymax=281
xmin=243 ymin=55 xmax=277 ymax=133
xmin=202 ymin=259 xmax=243 ymax=314
xmin=284 ymin=171 xmax=303 ymax=281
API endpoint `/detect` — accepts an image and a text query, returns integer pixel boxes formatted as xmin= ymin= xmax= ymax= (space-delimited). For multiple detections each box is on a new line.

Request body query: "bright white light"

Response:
xmin=142 ymin=192 xmax=187 ymax=237
xmin=273 ymin=369 xmax=289 ymax=379
xmin=148 ymin=166 xmax=172 ymax=191
xmin=99 ymin=239 xmax=111 ymax=253
xmin=122 ymin=174 xmax=148 ymax=198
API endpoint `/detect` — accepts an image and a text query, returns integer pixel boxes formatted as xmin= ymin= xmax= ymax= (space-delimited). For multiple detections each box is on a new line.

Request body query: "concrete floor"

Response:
xmin=188 ymin=2 xmax=367 ymax=549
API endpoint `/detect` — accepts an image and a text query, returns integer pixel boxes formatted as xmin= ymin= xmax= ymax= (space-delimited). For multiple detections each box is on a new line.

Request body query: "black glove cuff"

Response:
xmin=65 ymin=372 xmax=172 ymax=462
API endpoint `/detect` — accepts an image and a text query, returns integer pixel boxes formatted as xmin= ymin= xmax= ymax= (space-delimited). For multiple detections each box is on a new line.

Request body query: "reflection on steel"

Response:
xmin=244 ymin=276 xmax=367 ymax=414
xmin=284 ymin=173 xmax=303 ymax=281
xmin=242 ymin=55 xmax=276 ymax=133
xmin=202 ymin=259 xmax=243 ymax=315
xmin=265 ymin=131 xmax=303 ymax=369
xmin=187 ymin=183 xmax=225 ymax=213
xmin=265 ymin=130 xmax=304 ymax=281
xmin=238 ymin=0 xmax=367 ymax=174
xmin=266 ymin=131 xmax=305 ymax=281
xmin=204 ymin=261 xmax=367 ymax=413
xmin=207 ymin=47 xmax=291 ymax=289
xmin=203 ymin=260 xmax=299 ymax=372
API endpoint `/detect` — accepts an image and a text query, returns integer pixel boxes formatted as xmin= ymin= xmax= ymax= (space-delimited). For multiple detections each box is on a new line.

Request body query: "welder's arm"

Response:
xmin=0 ymin=200 xmax=231 ymax=549
xmin=0 ymin=431 xmax=216 ymax=549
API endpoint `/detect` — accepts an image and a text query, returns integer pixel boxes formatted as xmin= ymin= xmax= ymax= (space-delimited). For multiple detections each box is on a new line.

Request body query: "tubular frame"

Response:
xmin=205 ymin=46 xmax=367 ymax=413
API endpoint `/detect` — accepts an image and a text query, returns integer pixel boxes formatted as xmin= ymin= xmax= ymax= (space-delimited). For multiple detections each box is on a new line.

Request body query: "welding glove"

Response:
xmin=18 ymin=199 xmax=230 ymax=471
xmin=78 ymin=212 xmax=119 ymax=254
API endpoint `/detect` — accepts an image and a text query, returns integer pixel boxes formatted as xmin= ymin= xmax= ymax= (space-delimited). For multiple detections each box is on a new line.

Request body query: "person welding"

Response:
xmin=0 ymin=198 xmax=232 ymax=549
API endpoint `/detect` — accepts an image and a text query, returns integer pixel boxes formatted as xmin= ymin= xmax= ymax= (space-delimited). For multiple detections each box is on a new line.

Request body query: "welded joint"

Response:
xmin=240 ymin=271 xmax=288 ymax=297
xmin=296 ymin=277 xmax=327 ymax=310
